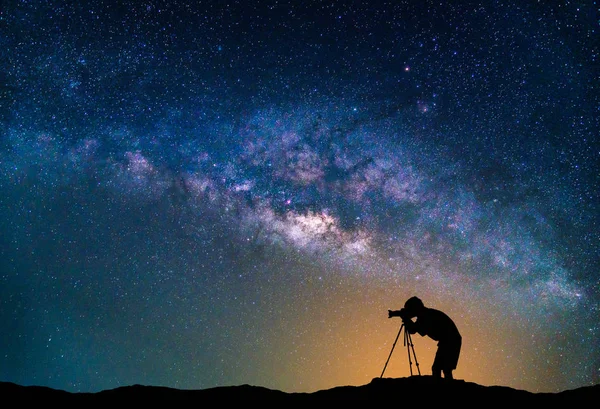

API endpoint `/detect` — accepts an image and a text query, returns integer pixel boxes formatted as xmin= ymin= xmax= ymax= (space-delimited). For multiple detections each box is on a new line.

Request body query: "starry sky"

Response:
xmin=0 ymin=0 xmax=598 ymax=395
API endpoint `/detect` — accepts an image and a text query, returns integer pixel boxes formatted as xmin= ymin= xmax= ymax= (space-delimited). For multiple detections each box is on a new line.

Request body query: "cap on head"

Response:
xmin=404 ymin=296 xmax=424 ymax=314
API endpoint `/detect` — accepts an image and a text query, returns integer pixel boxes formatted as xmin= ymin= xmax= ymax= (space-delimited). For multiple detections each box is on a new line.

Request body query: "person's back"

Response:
xmin=412 ymin=307 xmax=461 ymax=343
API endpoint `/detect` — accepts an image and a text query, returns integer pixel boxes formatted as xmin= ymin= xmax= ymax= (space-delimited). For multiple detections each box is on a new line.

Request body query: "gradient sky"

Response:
xmin=0 ymin=0 xmax=598 ymax=395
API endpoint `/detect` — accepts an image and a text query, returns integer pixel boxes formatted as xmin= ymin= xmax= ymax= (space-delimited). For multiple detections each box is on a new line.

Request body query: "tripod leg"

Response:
xmin=380 ymin=324 xmax=404 ymax=378
xmin=406 ymin=332 xmax=421 ymax=375
xmin=404 ymin=328 xmax=413 ymax=376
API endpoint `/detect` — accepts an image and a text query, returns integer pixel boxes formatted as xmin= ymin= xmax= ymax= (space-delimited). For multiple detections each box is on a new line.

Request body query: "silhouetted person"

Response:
xmin=388 ymin=296 xmax=461 ymax=380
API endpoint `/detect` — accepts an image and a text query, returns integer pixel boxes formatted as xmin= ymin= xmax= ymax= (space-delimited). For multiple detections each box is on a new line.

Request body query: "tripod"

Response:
xmin=380 ymin=322 xmax=421 ymax=378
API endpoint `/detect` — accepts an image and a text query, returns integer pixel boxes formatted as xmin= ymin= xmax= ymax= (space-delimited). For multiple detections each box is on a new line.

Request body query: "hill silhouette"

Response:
xmin=2 ymin=376 xmax=599 ymax=402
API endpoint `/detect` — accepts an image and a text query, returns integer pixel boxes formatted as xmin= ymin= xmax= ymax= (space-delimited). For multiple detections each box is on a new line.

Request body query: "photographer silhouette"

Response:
xmin=389 ymin=296 xmax=461 ymax=380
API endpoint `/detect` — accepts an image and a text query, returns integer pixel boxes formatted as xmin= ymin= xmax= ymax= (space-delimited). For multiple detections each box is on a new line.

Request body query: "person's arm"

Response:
xmin=403 ymin=318 xmax=417 ymax=334
xmin=412 ymin=318 xmax=428 ymax=337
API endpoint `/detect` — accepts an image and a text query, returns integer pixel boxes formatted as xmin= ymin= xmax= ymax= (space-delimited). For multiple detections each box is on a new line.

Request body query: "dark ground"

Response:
xmin=3 ymin=376 xmax=599 ymax=402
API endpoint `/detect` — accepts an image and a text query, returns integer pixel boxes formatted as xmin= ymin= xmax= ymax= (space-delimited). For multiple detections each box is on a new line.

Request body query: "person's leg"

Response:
xmin=434 ymin=343 xmax=455 ymax=379
xmin=432 ymin=347 xmax=443 ymax=378
xmin=432 ymin=343 xmax=445 ymax=378
xmin=444 ymin=337 xmax=461 ymax=380
xmin=442 ymin=369 xmax=453 ymax=380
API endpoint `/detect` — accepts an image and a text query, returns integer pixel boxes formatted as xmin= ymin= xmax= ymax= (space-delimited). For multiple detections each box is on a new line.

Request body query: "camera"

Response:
xmin=388 ymin=307 xmax=410 ymax=320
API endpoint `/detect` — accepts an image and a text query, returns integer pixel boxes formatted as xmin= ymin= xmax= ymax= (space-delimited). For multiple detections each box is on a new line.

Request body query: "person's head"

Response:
xmin=403 ymin=296 xmax=425 ymax=317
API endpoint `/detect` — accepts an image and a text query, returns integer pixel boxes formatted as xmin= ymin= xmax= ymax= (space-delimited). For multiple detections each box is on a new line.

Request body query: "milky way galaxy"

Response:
xmin=0 ymin=0 xmax=598 ymax=395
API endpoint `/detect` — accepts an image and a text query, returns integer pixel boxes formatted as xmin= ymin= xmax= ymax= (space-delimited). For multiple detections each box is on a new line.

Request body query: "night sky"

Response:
xmin=1 ymin=0 xmax=598 ymax=395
